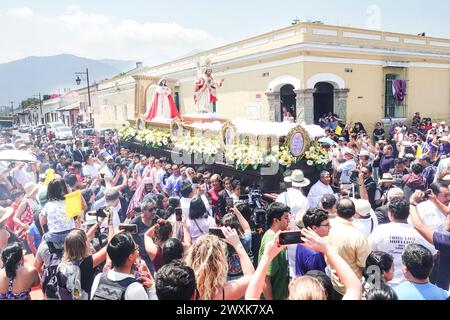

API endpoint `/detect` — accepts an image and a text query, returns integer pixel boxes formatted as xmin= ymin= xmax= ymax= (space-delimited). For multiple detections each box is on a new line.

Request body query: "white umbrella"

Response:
xmin=0 ymin=150 xmax=38 ymax=163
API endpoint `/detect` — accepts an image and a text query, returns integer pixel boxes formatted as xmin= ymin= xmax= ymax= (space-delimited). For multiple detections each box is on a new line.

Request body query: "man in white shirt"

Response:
xmin=369 ymin=198 xmax=437 ymax=288
xmin=180 ymin=181 xmax=210 ymax=219
xmin=82 ymin=155 xmax=102 ymax=178
xmin=352 ymin=199 xmax=378 ymax=237
xmin=91 ymin=233 xmax=156 ymax=300
xmin=276 ymin=170 xmax=310 ymax=279
xmin=105 ymin=189 xmax=124 ymax=228
xmin=411 ymin=182 xmax=449 ymax=232
xmin=308 ymin=171 xmax=335 ymax=208
xmin=334 ymin=148 xmax=357 ymax=185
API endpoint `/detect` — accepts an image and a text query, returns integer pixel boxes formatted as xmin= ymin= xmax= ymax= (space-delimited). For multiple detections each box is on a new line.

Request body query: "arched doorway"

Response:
xmin=313 ymin=82 xmax=334 ymax=123
xmin=280 ymin=84 xmax=296 ymax=122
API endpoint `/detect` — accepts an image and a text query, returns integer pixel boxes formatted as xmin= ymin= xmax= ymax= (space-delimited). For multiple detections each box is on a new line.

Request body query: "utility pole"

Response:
xmin=10 ymin=101 xmax=14 ymax=116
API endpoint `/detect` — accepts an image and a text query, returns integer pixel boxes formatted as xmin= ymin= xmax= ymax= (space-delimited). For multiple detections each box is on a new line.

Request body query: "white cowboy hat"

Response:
xmin=284 ymin=170 xmax=310 ymax=188
xmin=24 ymin=182 xmax=39 ymax=198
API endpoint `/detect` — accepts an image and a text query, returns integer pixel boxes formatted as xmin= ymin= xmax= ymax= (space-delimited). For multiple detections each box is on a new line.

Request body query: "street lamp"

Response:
xmin=75 ymin=68 xmax=93 ymax=126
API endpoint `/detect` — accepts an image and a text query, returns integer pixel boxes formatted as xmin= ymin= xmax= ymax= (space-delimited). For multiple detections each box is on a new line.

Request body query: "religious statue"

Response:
xmin=194 ymin=61 xmax=224 ymax=114
xmin=145 ymin=79 xmax=181 ymax=121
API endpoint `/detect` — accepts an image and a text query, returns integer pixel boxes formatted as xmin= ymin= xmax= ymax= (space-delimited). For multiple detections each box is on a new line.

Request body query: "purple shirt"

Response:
xmin=433 ymin=231 xmax=450 ymax=291
xmin=379 ymin=155 xmax=395 ymax=175
xmin=295 ymin=245 xmax=327 ymax=276
xmin=438 ymin=143 xmax=450 ymax=157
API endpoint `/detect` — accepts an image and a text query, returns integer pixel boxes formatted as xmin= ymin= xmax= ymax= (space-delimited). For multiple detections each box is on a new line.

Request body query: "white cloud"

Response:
xmin=0 ymin=6 xmax=224 ymax=65
xmin=6 ymin=7 xmax=33 ymax=18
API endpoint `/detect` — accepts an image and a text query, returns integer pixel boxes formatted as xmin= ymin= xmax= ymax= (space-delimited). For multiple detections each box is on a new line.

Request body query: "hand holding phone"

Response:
xmin=175 ymin=208 xmax=183 ymax=222
xmin=209 ymin=227 xmax=226 ymax=239
xmin=278 ymin=231 xmax=304 ymax=245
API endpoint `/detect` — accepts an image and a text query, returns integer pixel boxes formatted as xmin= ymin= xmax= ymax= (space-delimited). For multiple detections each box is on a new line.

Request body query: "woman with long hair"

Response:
xmin=0 ymin=242 xmax=40 ymax=300
xmin=186 ymin=227 xmax=254 ymax=300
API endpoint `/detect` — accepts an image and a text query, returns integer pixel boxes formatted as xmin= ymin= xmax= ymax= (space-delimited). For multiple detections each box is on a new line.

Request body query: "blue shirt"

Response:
xmin=295 ymin=245 xmax=327 ymax=276
xmin=165 ymin=174 xmax=180 ymax=197
xmin=395 ymin=282 xmax=449 ymax=300
xmin=27 ymin=223 xmax=42 ymax=250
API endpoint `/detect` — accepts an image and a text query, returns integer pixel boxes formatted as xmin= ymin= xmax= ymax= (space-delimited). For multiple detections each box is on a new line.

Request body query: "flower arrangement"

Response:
xmin=304 ymin=144 xmax=331 ymax=171
xmin=136 ymin=128 xmax=170 ymax=148
xmin=225 ymin=144 xmax=267 ymax=170
xmin=173 ymin=135 xmax=221 ymax=159
xmin=118 ymin=124 xmax=137 ymax=141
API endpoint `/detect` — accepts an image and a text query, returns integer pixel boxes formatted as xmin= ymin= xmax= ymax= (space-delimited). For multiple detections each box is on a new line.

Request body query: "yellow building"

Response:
xmin=95 ymin=23 xmax=450 ymax=130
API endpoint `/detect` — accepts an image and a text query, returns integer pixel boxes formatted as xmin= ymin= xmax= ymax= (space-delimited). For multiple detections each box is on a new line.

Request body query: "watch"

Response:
xmin=410 ymin=201 xmax=418 ymax=207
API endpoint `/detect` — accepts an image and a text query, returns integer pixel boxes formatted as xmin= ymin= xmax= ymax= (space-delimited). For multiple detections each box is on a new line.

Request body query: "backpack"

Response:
xmin=41 ymin=241 xmax=64 ymax=299
xmin=91 ymin=273 xmax=138 ymax=300
xmin=56 ymin=260 xmax=89 ymax=300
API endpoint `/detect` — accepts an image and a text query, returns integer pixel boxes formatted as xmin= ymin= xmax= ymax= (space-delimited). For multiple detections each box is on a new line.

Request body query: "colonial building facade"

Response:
xmin=93 ymin=23 xmax=450 ymax=130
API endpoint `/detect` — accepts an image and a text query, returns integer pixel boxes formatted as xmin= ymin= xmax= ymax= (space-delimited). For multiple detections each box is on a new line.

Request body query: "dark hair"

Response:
xmin=402 ymin=244 xmax=434 ymax=280
xmin=266 ymin=202 xmax=289 ymax=228
xmin=189 ymin=196 xmax=208 ymax=220
xmin=180 ymin=182 xmax=193 ymax=198
xmin=231 ymin=180 xmax=241 ymax=191
xmin=162 ymin=239 xmax=184 ymax=265
xmin=1 ymin=242 xmax=23 ymax=279
xmin=363 ymin=251 xmax=394 ymax=280
xmin=362 ymin=164 xmax=373 ymax=174
xmin=411 ymin=163 xmax=424 ymax=175
xmin=430 ymin=182 xmax=446 ymax=196
xmin=154 ymin=219 xmax=173 ymax=243
xmin=10 ymin=189 xmax=25 ymax=201
xmin=366 ymin=284 xmax=398 ymax=300
xmin=223 ymin=177 xmax=232 ymax=185
xmin=47 ymin=179 xmax=69 ymax=201
xmin=394 ymin=159 xmax=405 ymax=165
xmin=155 ymin=260 xmax=196 ymax=300
xmin=336 ymin=198 xmax=356 ymax=219
xmin=64 ymin=174 xmax=78 ymax=188
xmin=107 ymin=233 xmax=136 ymax=268
xmin=221 ymin=213 xmax=245 ymax=236
xmin=388 ymin=198 xmax=410 ymax=221
xmin=72 ymin=161 xmax=82 ymax=169
xmin=302 ymin=209 xmax=329 ymax=229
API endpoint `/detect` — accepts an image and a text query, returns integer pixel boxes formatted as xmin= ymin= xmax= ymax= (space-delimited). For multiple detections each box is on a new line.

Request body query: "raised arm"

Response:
xmin=144 ymin=225 xmax=159 ymax=261
xmin=409 ymin=191 xmax=435 ymax=244
xmin=230 ymin=207 xmax=251 ymax=233
xmin=301 ymin=228 xmax=361 ymax=300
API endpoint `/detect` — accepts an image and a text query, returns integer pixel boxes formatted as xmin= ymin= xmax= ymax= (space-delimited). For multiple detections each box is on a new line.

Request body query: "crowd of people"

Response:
xmin=0 ymin=112 xmax=449 ymax=301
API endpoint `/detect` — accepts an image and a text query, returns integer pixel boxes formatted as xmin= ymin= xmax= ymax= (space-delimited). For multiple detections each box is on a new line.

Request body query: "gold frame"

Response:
xmin=220 ymin=121 xmax=238 ymax=151
xmin=286 ymin=125 xmax=310 ymax=158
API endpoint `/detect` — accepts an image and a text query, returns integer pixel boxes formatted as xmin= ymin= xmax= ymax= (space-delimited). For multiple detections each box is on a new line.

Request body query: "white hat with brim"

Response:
xmin=353 ymin=199 xmax=373 ymax=218
xmin=379 ymin=173 xmax=395 ymax=184
xmin=439 ymin=136 xmax=450 ymax=143
xmin=24 ymin=182 xmax=40 ymax=198
xmin=284 ymin=170 xmax=310 ymax=188
xmin=0 ymin=207 xmax=14 ymax=225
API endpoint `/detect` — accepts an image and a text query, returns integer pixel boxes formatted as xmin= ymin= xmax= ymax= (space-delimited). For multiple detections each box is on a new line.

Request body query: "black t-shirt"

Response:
xmin=79 ymin=255 xmax=97 ymax=295
xmin=131 ymin=216 xmax=153 ymax=267
xmin=373 ymin=128 xmax=385 ymax=138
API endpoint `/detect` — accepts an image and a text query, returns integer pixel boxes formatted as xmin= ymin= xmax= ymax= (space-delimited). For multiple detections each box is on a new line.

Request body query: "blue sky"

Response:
xmin=0 ymin=0 xmax=449 ymax=64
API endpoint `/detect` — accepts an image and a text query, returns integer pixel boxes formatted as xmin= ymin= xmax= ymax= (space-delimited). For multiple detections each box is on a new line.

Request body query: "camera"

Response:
xmin=87 ymin=208 xmax=110 ymax=218
xmin=423 ymin=190 xmax=432 ymax=201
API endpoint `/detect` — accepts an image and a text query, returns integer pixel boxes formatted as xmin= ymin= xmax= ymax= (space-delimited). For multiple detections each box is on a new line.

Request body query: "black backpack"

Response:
xmin=41 ymin=241 xmax=64 ymax=299
xmin=91 ymin=273 xmax=138 ymax=300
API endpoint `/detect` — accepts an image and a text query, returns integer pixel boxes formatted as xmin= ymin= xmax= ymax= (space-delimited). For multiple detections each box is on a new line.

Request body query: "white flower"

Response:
xmin=307 ymin=160 xmax=314 ymax=166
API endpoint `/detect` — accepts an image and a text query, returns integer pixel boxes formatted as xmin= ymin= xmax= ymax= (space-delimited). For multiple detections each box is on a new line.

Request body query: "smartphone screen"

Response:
xmin=225 ymin=197 xmax=234 ymax=207
xmin=279 ymin=231 xmax=303 ymax=245
xmin=209 ymin=227 xmax=226 ymax=239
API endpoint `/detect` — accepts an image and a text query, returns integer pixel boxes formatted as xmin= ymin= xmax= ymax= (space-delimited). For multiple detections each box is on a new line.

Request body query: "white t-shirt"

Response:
xmin=337 ymin=160 xmax=357 ymax=184
xmin=187 ymin=216 xmax=216 ymax=242
xmin=352 ymin=212 xmax=379 ymax=238
xmin=276 ymin=188 xmax=310 ymax=217
xmin=411 ymin=201 xmax=447 ymax=231
xmin=41 ymin=200 xmax=75 ymax=233
xmin=83 ymin=164 xmax=101 ymax=177
xmin=369 ymin=223 xmax=437 ymax=287
xmin=91 ymin=270 xmax=151 ymax=300
xmin=180 ymin=195 xmax=211 ymax=219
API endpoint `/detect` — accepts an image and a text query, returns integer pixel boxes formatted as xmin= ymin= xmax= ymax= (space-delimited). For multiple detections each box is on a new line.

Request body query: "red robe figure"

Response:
xmin=145 ymin=79 xmax=181 ymax=121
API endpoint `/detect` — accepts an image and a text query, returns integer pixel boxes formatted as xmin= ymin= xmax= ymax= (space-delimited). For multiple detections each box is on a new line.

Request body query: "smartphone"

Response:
xmin=279 ymin=231 xmax=304 ymax=245
xmin=87 ymin=208 xmax=108 ymax=218
xmin=118 ymin=224 xmax=138 ymax=234
xmin=225 ymin=197 xmax=234 ymax=207
xmin=209 ymin=227 xmax=226 ymax=239
xmin=175 ymin=208 xmax=183 ymax=222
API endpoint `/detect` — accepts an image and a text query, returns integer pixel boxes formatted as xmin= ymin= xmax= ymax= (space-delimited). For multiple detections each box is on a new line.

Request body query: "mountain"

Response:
xmin=0 ymin=54 xmax=136 ymax=107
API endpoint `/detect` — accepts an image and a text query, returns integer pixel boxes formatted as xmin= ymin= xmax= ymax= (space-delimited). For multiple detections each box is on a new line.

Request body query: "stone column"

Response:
xmin=295 ymin=89 xmax=315 ymax=125
xmin=334 ymin=89 xmax=350 ymax=122
xmin=265 ymin=92 xmax=281 ymax=122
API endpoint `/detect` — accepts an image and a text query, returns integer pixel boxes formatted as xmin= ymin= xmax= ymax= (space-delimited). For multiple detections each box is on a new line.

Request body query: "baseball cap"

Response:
xmin=321 ymin=194 xmax=337 ymax=209
xmin=419 ymin=155 xmax=431 ymax=162
xmin=404 ymin=154 xmax=416 ymax=160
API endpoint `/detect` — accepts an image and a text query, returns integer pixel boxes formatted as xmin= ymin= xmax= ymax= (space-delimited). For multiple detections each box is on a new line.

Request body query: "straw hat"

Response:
xmin=379 ymin=173 xmax=395 ymax=184
xmin=353 ymin=199 xmax=373 ymax=218
xmin=343 ymin=148 xmax=356 ymax=157
xmin=284 ymin=170 xmax=310 ymax=188
xmin=0 ymin=207 xmax=14 ymax=225
xmin=439 ymin=136 xmax=450 ymax=143
xmin=24 ymin=182 xmax=39 ymax=198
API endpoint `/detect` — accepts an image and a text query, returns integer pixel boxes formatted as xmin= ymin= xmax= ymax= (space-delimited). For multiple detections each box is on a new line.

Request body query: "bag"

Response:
xmin=56 ymin=260 xmax=89 ymax=300
xmin=41 ymin=241 xmax=64 ymax=299
xmin=91 ymin=273 xmax=138 ymax=300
